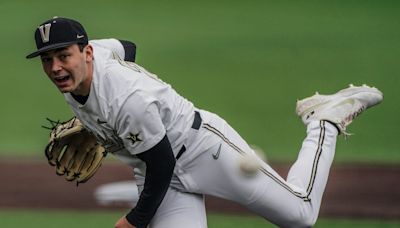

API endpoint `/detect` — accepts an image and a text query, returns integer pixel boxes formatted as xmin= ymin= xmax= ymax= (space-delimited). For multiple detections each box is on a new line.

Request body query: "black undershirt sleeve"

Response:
xmin=118 ymin=40 xmax=137 ymax=62
xmin=125 ymin=135 xmax=176 ymax=228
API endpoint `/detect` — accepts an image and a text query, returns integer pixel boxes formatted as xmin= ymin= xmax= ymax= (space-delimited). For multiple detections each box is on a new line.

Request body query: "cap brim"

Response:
xmin=26 ymin=41 xmax=79 ymax=59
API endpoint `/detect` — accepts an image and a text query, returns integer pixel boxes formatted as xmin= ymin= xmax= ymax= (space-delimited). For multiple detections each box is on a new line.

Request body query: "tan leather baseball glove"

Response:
xmin=44 ymin=117 xmax=107 ymax=185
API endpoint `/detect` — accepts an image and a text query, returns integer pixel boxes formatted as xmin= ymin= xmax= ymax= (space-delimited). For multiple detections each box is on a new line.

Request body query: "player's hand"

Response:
xmin=115 ymin=216 xmax=136 ymax=228
xmin=44 ymin=117 xmax=107 ymax=185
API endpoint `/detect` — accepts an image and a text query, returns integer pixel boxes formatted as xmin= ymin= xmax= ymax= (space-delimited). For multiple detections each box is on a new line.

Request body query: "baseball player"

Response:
xmin=27 ymin=17 xmax=383 ymax=228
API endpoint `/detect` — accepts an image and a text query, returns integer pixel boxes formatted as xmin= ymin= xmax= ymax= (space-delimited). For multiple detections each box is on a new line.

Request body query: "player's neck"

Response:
xmin=71 ymin=71 xmax=91 ymax=104
xmin=72 ymin=63 xmax=93 ymax=96
xmin=71 ymin=93 xmax=89 ymax=105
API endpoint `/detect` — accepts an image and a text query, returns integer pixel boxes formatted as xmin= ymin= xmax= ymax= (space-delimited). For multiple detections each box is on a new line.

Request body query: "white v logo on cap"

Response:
xmin=38 ymin=23 xmax=52 ymax=43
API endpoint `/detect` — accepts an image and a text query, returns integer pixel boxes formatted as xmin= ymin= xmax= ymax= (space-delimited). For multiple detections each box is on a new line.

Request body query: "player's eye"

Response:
xmin=59 ymin=54 xmax=69 ymax=61
xmin=40 ymin=57 xmax=52 ymax=63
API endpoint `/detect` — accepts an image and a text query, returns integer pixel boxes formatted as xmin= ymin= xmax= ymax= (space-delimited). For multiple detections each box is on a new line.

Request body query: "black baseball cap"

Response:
xmin=26 ymin=17 xmax=88 ymax=59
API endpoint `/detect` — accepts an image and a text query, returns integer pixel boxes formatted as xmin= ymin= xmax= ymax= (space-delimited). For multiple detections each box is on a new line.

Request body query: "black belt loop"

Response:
xmin=191 ymin=111 xmax=202 ymax=130
xmin=176 ymin=145 xmax=186 ymax=160
xmin=177 ymin=111 xmax=201 ymax=160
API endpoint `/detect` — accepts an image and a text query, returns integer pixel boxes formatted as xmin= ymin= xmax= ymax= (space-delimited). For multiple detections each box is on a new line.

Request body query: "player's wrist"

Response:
xmin=115 ymin=216 xmax=136 ymax=228
xmin=125 ymin=209 xmax=143 ymax=228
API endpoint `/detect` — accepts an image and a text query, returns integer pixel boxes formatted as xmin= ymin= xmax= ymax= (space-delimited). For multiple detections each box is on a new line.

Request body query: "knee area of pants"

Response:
xmin=281 ymin=209 xmax=317 ymax=228
xmin=281 ymin=220 xmax=315 ymax=228
xmin=286 ymin=214 xmax=316 ymax=228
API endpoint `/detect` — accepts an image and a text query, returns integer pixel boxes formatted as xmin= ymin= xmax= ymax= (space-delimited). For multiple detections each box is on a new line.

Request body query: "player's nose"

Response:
xmin=51 ymin=58 xmax=63 ymax=75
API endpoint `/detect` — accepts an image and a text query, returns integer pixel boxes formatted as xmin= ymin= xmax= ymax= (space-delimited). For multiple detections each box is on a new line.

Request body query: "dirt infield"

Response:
xmin=0 ymin=158 xmax=399 ymax=219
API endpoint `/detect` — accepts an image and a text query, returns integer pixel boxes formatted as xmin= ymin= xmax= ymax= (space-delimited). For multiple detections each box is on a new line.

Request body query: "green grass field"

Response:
xmin=0 ymin=1 xmax=398 ymax=227
xmin=1 ymin=0 xmax=399 ymax=163
xmin=0 ymin=209 xmax=399 ymax=228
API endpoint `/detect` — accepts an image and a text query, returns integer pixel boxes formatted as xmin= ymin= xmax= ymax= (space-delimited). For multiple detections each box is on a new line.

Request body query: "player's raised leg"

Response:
xmin=183 ymin=118 xmax=336 ymax=227
xmin=183 ymin=84 xmax=382 ymax=227
xmin=296 ymin=84 xmax=383 ymax=135
xmin=282 ymin=84 xmax=383 ymax=225
xmin=269 ymin=84 xmax=383 ymax=224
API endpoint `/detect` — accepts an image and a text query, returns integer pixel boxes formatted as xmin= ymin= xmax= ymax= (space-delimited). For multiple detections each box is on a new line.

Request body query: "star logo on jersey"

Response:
xmin=126 ymin=132 xmax=142 ymax=146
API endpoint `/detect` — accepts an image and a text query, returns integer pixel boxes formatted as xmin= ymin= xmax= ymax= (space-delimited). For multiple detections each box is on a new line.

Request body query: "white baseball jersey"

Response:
xmin=63 ymin=39 xmax=341 ymax=228
xmin=65 ymin=39 xmax=196 ymax=180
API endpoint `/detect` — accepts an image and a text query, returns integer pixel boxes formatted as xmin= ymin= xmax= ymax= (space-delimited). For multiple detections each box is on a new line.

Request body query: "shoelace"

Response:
xmin=339 ymin=105 xmax=366 ymax=138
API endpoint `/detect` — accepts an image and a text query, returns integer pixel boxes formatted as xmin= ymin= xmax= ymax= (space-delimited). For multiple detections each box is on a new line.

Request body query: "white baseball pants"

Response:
xmin=148 ymin=111 xmax=338 ymax=228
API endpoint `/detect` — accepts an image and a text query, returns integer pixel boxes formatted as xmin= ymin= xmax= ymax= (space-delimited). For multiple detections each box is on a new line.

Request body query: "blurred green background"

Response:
xmin=1 ymin=0 xmax=399 ymax=164
xmin=1 ymin=1 xmax=399 ymax=227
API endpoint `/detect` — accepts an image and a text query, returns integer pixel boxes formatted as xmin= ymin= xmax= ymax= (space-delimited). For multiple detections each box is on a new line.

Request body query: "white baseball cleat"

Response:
xmin=296 ymin=84 xmax=383 ymax=135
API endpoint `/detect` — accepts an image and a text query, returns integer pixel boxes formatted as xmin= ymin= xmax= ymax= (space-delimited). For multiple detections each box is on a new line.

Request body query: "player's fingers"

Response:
xmin=64 ymin=136 xmax=84 ymax=166
xmin=44 ymin=142 xmax=56 ymax=165
xmin=46 ymin=140 xmax=67 ymax=166
xmin=65 ymin=142 xmax=88 ymax=181
xmin=57 ymin=124 xmax=84 ymax=138
xmin=56 ymin=143 xmax=78 ymax=176
xmin=77 ymin=145 xmax=106 ymax=184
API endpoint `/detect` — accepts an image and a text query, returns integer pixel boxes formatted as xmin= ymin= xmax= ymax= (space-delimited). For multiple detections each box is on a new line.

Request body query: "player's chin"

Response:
xmin=55 ymin=83 xmax=75 ymax=93
xmin=53 ymin=80 xmax=74 ymax=93
xmin=58 ymin=88 xmax=73 ymax=93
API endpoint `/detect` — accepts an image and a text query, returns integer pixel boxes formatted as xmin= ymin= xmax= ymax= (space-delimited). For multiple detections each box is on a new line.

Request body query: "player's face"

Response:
xmin=40 ymin=44 xmax=93 ymax=95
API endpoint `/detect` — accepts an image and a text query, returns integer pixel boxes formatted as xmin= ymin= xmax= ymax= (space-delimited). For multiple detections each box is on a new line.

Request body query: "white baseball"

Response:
xmin=238 ymin=145 xmax=267 ymax=176
xmin=238 ymin=153 xmax=261 ymax=176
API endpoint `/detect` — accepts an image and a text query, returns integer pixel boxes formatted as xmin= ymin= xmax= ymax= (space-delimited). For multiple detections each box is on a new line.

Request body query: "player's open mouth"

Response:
xmin=54 ymin=75 xmax=71 ymax=83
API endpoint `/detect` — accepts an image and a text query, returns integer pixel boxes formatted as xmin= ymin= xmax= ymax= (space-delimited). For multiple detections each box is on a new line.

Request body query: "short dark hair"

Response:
xmin=78 ymin=43 xmax=87 ymax=52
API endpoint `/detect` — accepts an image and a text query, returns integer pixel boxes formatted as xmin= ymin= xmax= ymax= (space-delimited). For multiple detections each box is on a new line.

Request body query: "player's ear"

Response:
xmin=84 ymin=44 xmax=94 ymax=62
